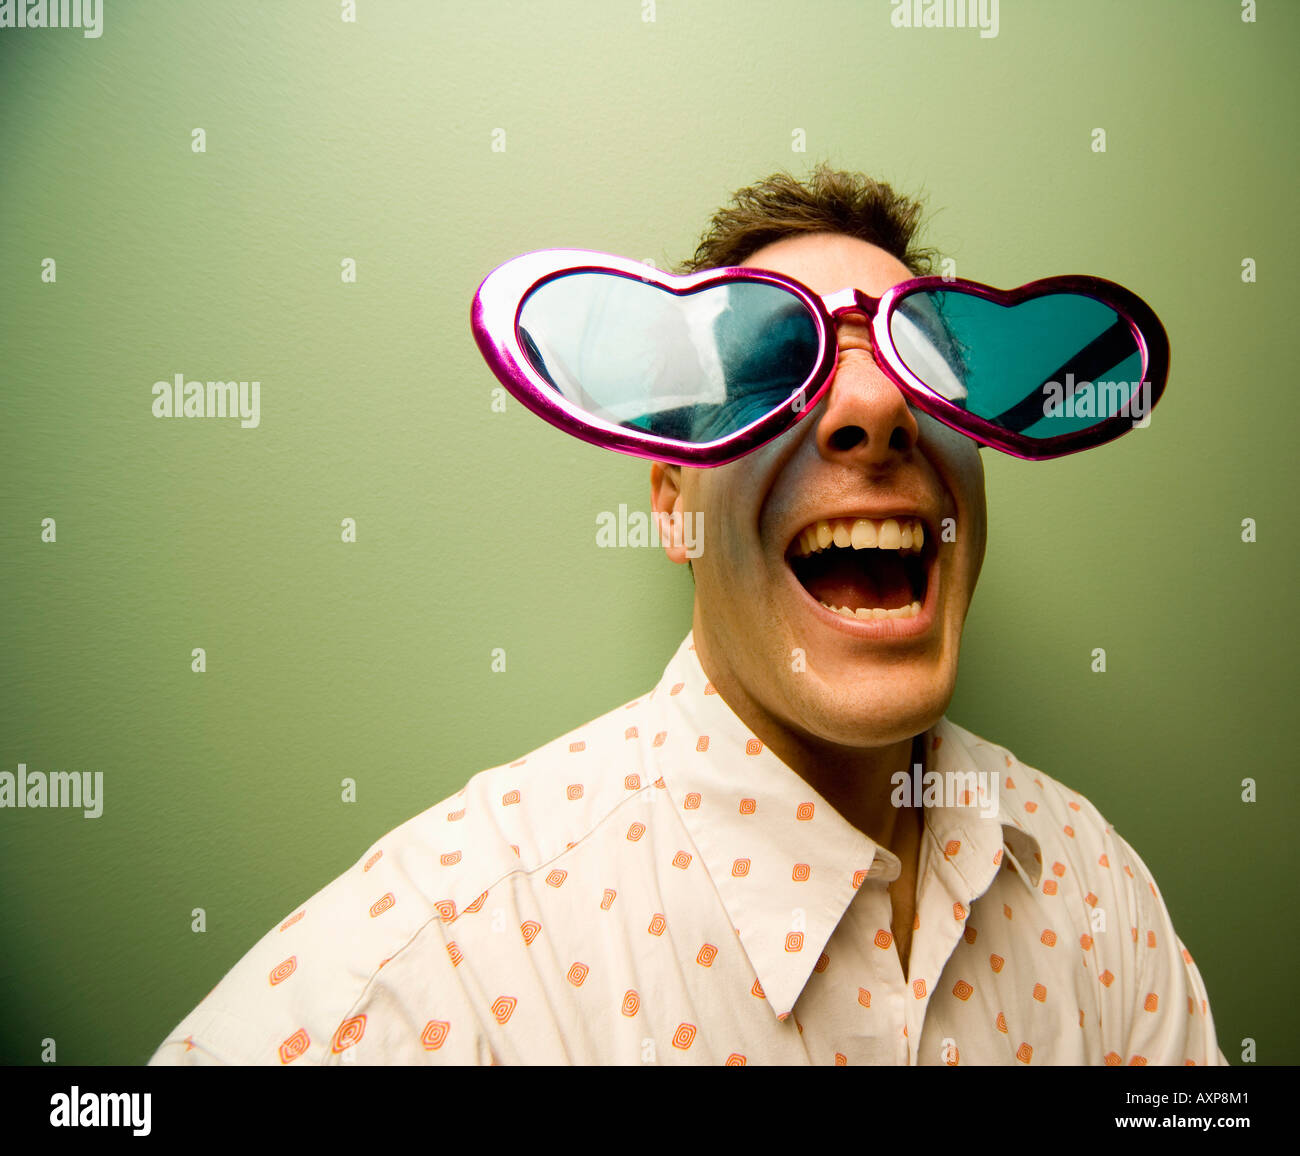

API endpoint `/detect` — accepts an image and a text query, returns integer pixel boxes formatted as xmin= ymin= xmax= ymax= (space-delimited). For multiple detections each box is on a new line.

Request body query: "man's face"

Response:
xmin=653 ymin=232 xmax=987 ymax=753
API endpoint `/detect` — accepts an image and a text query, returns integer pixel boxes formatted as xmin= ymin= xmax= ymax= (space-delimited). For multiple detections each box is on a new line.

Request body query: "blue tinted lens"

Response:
xmin=889 ymin=290 xmax=1145 ymax=438
xmin=518 ymin=273 xmax=819 ymax=444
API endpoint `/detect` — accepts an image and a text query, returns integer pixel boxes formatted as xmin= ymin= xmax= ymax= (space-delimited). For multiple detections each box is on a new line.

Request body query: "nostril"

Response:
xmin=889 ymin=426 xmax=912 ymax=451
xmin=828 ymin=426 xmax=866 ymax=452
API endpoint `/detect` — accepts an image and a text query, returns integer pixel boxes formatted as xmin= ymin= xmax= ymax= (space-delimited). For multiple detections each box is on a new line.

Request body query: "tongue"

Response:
xmin=802 ymin=551 xmax=913 ymax=611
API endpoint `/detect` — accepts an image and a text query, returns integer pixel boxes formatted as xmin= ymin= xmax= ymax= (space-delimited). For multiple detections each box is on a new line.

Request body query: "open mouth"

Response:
xmin=786 ymin=516 xmax=931 ymax=621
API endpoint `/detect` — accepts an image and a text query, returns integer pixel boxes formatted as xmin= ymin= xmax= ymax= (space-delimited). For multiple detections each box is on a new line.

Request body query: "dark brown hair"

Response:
xmin=679 ymin=164 xmax=936 ymax=276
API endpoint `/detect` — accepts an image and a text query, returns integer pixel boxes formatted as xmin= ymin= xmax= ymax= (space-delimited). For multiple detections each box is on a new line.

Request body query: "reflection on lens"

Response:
xmin=889 ymin=289 xmax=1144 ymax=438
xmin=517 ymin=272 xmax=819 ymax=444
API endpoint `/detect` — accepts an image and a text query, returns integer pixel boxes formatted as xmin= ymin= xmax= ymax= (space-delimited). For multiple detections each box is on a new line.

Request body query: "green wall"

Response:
xmin=1 ymin=0 xmax=1294 ymax=1064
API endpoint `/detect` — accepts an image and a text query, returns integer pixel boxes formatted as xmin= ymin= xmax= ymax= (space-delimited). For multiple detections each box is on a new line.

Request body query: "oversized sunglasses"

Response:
xmin=471 ymin=249 xmax=1169 ymax=465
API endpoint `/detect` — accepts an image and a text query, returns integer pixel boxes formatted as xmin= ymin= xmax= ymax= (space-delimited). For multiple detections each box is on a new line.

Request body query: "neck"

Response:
xmin=691 ymin=633 xmax=928 ymax=856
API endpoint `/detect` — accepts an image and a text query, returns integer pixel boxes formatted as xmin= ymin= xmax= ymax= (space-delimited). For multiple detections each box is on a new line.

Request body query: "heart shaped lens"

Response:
xmin=888 ymin=288 xmax=1149 ymax=439
xmin=517 ymin=271 xmax=821 ymax=444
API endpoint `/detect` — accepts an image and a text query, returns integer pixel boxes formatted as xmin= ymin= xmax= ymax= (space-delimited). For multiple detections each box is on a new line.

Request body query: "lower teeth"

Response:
xmin=819 ymin=600 xmax=922 ymax=620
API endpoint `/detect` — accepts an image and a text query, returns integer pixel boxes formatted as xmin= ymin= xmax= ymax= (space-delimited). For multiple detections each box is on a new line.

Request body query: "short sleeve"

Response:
xmin=147 ymin=835 xmax=498 ymax=1066
xmin=1111 ymin=831 xmax=1226 ymax=1066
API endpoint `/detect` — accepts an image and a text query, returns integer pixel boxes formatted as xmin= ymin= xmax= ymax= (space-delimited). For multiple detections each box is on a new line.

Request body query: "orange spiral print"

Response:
xmin=440 ymin=851 xmax=462 ymax=866
xmin=621 ymin=990 xmax=640 ymax=1017
xmin=795 ymin=802 xmax=814 ymax=820
xmin=996 ymin=1012 xmax=1008 ymax=1033
xmin=278 ymin=1028 xmax=309 ymax=1064
xmin=696 ymin=944 xmax=718 ymax=967
xmin=1033 ymin=983 xmax=1047 ymax=1002
xmin=684 ymin=792 xmax=701 ymax=809
xmin=852 ymin=869 xmax=867 ymax=889
xmin=491 ymin=996 xmax=516 ymax=1025
xmin=624 ymin=727 xmax=638 ymax=740
xmin=545 ymin=869 xmax=567 ymax=888
xmin=268 ymin=956 xmax=297 ymax=986
xmin=279 ymin=910 xmax=305 ymax=932
xmin=331 ymin=1015 xmax=366 ymax=1053
xmin=600 ymin=889 xmax=616 ymax=910
xmin=745 ymin=739 xmax=762 ymax=755
xmin=447 ymin=942 xmax=464 ymax=967
xmin=421 ymin=1020 xmax=450 ymax=1050
xmin=434 ymin=899 xmax=457 ymax=921
xmin=814 ymin=952 xmax=829 ymax=974
xmin=624 ymin=773 xmax=640 ymax=789
xmin=785 ymin=932 xmax=804 ymax=952
xmin=569 ymin=741 xmax=585 ymax=753
xmin=464 ymin=891 xmax=488 ymax=914
xmin=446 ymin=808 xmax=466 ymax=821
xmin=792 ymin=863 xmax=810 ymax=882
xmin=725 ymin=1054 xmax=746 ymax=1066
xmin=874 ymin=930 xmax=893 ymax=950
xmin=912 ymin=979 xmax=926 ymax=999
xmin=566 ymin=783 xmax=583 ymax=799
xmin=858 ymin=988 xmax=871 ymax=1008
xmin=671 ymin=851 xmax=691 ymax=869
xmin=953 ymin=980 xmax=973 ymax=1001
xmin=363 ymin=850 xmax=383 ymax=872
xmin=1016 ymin=1042 xmax=1033 ymax=1064
xmin=567 ymin=962 xmax=589 ymax=986
xmin=369 ymin=892 xmax=396 ymax=918
xmin=696 ymin=737 xmax=709 ymax=752
xmin=627 ymin=822 xmax=646 ymax=842
xmin=502 ymin=790 xmax=520 ymax=806
xmin=672 ymin=1023 xmax=696 ymax=1050
xmin=989 ymin=953 xmax=1005 ymax=972
xmin=520 ymin=920 xmax=541 ymax=945
xmin=731 ymin=858 xmax=750 ymax=877
xmin=739 ymin=798 xmax=756 ymax=814
xmin=647 ymin=913 xmax=666 ymax=936
xmin=653 ymin=731 xmax=667 ymax=747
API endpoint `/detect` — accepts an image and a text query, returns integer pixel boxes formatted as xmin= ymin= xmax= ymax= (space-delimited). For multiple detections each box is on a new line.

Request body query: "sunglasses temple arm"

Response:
xmin=989 ymin=319 xmax=1140 ymax=433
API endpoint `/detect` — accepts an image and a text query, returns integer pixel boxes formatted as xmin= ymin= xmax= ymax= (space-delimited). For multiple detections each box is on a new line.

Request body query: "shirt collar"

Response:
xmin=649 ymin=632 xmax=1042 ymax=1020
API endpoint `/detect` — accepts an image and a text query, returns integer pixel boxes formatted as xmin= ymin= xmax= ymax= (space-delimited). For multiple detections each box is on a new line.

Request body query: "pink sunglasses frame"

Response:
xmin=470 ymin=249 xmax=1170 ymax=465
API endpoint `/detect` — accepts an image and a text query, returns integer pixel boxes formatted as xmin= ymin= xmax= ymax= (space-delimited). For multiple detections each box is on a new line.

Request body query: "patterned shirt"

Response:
xmin=150 ymin=633 xmax=1225 ymax=1066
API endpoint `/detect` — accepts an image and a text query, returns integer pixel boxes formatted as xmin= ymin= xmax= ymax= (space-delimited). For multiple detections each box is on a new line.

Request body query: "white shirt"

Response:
xmin=150 ymin=632 xmax=1225 ymax=1066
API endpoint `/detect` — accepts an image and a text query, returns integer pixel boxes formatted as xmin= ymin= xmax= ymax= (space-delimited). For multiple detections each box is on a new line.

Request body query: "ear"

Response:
xmin=650 ymin=462 xmax=690 ymax=566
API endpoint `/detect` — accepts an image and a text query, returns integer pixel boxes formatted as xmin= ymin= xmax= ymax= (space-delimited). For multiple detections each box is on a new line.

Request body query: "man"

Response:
xmin=150 ymin=168 xmax=1223 ymax=1066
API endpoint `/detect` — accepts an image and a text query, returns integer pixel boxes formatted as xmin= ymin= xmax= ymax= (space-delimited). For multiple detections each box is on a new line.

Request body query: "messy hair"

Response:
xmin=680 ymin=163 xmax=936 ymax=276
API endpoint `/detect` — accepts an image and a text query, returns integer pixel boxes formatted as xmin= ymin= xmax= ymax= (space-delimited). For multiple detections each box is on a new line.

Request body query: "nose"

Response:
xmin=812 ymin=312 xmax=920 ymax=465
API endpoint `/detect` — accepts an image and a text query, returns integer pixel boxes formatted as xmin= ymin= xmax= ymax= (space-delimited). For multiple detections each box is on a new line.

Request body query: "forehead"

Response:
xmin=739 ymin=232 xmax=915 ymax=298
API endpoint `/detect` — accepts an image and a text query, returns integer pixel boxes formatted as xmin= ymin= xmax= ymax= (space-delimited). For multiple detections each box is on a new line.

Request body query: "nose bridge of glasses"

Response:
xmin=822 ymin=287 xmax=882 ymax=321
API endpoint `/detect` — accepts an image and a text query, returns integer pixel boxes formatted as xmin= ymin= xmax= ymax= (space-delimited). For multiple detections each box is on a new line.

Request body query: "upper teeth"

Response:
xmin=791 ymin=517 xmax=925 ymax=557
